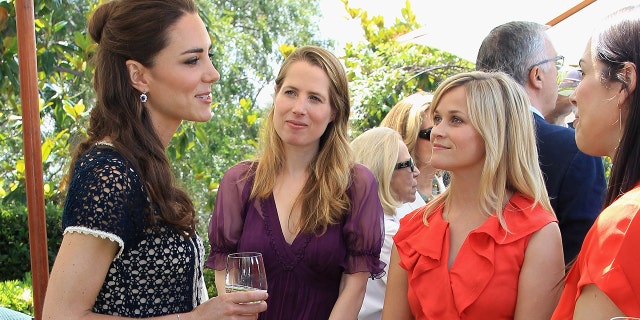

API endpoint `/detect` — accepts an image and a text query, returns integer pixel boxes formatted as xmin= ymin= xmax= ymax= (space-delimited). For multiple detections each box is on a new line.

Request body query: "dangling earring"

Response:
xmin=140 ymin=91 xmax=148 ymax=103
xmin=618 ymin=103 xmax=622 ymax=144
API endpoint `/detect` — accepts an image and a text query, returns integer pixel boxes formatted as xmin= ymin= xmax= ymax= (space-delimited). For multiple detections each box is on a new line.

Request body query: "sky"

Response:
xmin=318 ymin=0 xmax=640 ymax=64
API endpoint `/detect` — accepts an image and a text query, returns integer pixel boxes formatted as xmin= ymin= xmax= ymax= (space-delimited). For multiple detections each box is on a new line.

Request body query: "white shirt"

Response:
xmin=396 ymin=191 xmax=427 ymax=220
xmin=358 ymin=194 xmax=425 ymax=320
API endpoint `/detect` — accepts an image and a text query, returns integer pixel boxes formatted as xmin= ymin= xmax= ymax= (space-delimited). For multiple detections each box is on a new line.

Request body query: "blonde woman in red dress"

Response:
xmin=382 ymin=71 xmax=564 ymax=320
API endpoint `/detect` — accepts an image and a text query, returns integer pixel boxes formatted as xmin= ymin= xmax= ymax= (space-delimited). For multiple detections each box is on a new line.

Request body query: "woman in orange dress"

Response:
xmin=552 ymin=5 xmax=640 ymax=319
xmin=381 ymin=71 xmax=565 ymax=320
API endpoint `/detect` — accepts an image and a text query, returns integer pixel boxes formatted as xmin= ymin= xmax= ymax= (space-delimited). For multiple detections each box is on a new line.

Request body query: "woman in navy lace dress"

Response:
xmin=207 ymin=46 xmax=386 ymax=319
xmin=42 ymin=0 xmax=267 ymax=319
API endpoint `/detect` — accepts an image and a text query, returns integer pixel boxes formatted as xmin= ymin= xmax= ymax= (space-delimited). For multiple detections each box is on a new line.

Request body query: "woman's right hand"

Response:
xmin=189 ymin=291 xmax=268 ymax=319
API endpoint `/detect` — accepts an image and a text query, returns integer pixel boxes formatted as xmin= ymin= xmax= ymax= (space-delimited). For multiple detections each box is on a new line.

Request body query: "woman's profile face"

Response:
xmin=142 ymin=13 xmax=220 ymax=135
xmin=390 ymin=140 xmax=418 ymax=204
xmin=573 ymin=40 xmax=625 ymax=158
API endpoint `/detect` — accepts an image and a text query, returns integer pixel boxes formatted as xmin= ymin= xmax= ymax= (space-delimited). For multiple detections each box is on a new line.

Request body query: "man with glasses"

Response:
xmin=476 ymin=21 xmax=606 ymax=264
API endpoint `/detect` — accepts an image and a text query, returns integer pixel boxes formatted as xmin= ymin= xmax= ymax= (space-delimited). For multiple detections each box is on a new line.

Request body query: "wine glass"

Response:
xmin=225 ymin=252 xmax=268 ymax=296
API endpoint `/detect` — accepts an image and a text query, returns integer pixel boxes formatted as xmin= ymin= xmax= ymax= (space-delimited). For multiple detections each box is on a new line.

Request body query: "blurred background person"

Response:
xmin=381 ymin=92 xmax=445 ymax=218
xmin=351 ymin=127 xmax=420 ymax=320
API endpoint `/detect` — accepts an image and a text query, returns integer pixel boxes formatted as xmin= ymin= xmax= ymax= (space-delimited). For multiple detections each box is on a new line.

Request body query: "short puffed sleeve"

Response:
xmin=62 ymin=146 xmax=148 ymax=258
xmin=206 ymin=161 xmax=254 ymax=270
xmin=341 ymin=164 xmax=386 ymax=279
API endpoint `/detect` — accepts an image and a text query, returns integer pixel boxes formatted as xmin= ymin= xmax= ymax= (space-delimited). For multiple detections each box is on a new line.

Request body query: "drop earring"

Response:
xmin=140 ymin=91 xmax=148 ymax=103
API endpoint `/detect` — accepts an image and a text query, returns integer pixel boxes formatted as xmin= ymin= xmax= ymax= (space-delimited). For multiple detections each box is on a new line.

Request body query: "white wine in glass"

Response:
xmin=225 ymin=252 xmax=268 ymax=296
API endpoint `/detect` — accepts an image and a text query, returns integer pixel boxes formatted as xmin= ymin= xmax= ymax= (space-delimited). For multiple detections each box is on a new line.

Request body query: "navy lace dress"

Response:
xmin=62 ymin=144 xmax=206 ymax=317
xmin=206 ymin=161 xmax=385 ymax=320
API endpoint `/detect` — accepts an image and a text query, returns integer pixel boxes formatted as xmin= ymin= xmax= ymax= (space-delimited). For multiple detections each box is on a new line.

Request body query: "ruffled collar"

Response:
xmin=395 ymin=193 xmax=556 ymax=317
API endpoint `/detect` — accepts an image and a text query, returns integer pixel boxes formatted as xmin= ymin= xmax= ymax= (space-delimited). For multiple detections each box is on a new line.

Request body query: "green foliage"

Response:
xmin=1 ymin=0 xmax=325 ymax=237
xmin=1 ymin=0 xmax=476 ymax=304
xmin=1 ymin=0 xmax=95 ymax=207
xmin=204 ymin=268 xmax=218 ymax=297
xmin=178 ymin=0 xmax=327 ymax=218
xmin=341 ymin=0 xmax=474 ymax=135
xmin=0 ymin=203 xmax=63 ymax=281
xmin=0 ymin=273 xmax=34 ymax=316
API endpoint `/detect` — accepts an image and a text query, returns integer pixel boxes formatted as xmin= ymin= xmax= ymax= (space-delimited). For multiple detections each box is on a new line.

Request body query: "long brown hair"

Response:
xmin=66 ymin=0 xmax=199 ymax=236
xmin=592 ymin=5 xmax=640 ymax=206
xmin=251 ymin=46 xmax=354 ymax=235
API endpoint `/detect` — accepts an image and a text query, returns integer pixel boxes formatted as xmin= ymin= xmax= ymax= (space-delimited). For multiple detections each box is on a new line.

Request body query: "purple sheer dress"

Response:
xmin=206 ymin=161 xmax=385 ymax=320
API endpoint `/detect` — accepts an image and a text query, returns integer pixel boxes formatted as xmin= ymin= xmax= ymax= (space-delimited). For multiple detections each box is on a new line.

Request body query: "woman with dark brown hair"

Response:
xmin=42 ymin=0 xmax=267 ymax=318
xmin=552 ymin=5 xmax=640 ymax=319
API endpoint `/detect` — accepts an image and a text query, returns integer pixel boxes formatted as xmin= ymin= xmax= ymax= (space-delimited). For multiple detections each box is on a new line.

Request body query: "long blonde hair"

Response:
xmin=351 ymin=127 xmax=403 ymax=215
xmin=380 ymin=91 xmax=433 ymax=164
xmin=251 ymin=46 xmax=353 ymax=234
xmin=422 ymin=71 xmax=553 ymax=229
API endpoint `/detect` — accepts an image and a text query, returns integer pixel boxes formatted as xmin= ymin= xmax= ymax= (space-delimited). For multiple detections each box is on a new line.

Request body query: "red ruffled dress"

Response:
xmin=552 ymin=184 xmax=640 ymax=318
xmin=394 ymin=193 xmax=556 ymax=319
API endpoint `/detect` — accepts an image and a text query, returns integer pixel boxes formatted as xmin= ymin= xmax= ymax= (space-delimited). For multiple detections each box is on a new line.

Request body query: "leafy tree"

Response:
xmin=0 ymin=0 xmax=96 ymax=206
xmin=1 ymin=0 xmax=477 ymax=288
xmin=0 ymin=0 xmax=325 ymax=234
xmin=174 ymin=0 xmax=328 ymax=224
xmin=341 ymin=0 xmax=474 ymax=135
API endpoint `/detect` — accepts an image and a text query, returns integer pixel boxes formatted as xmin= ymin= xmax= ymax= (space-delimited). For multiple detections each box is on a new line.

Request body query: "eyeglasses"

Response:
xmin=418 ymin=127 xmax=433 ymax=141
xmin=528 ymin=55 xmax=564 ymax=73
xmin=395 ymin=158 xmax=415 ymax=172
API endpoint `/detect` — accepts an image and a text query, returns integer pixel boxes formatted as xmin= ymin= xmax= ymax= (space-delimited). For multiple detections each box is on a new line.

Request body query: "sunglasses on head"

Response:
xmin=395 ymin=157 xmax=416 ymax=172
xmin=418 ymin=127 xmax=433 ymax=141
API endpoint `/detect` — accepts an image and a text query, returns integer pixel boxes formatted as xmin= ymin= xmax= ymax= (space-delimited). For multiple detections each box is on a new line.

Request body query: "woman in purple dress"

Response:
xmin=207 ymin=45 xmax=386 ymax=319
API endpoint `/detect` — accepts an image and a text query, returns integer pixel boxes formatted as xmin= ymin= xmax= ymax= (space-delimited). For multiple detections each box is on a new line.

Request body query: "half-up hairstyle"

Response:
xmin=67 ymin=0 xmax=199 ymax=236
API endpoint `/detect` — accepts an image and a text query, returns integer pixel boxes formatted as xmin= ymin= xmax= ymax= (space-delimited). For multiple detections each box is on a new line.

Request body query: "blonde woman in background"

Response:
xmin=352 ymin=127 xmax=420 ymax=320
xmin=381 ymin=92 xmax=444 ymax=217
xmin=382 ymin=71 xmax=564 ymax=319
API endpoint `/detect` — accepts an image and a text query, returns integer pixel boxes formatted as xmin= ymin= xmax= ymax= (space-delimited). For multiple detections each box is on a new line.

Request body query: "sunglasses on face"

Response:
xmin=395 ymin=157 xmax=416 ymax=172
xmin=418 ymin=127 xmax=433 ymax=141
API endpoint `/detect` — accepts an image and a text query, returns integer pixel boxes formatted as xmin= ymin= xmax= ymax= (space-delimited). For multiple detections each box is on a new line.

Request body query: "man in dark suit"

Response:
xmin=476 ymin=21 xmax=606 ymax=263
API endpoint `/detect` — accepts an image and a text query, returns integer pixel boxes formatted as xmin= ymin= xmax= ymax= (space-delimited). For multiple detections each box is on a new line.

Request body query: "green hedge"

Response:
xmin=0 ymin=273 xmax=34 ymax=315
xmin=0 ymin=203 xmax=63 ymax=281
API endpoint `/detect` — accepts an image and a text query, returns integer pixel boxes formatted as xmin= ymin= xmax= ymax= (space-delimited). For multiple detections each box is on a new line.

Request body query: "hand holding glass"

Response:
xmin=225 ymin=252 xmax=268 ymax=296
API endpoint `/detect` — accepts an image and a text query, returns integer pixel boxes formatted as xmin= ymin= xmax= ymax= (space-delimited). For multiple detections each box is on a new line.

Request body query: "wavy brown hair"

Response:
xmin=250 ymin=45 xmax=354 ymax=235
xmin=66 ymin=0 xmax=199 ymax=236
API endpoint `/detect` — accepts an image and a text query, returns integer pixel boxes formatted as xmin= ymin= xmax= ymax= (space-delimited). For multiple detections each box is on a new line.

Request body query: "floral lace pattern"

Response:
xmin=62 ymin=145 xmax=205 ymax=317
